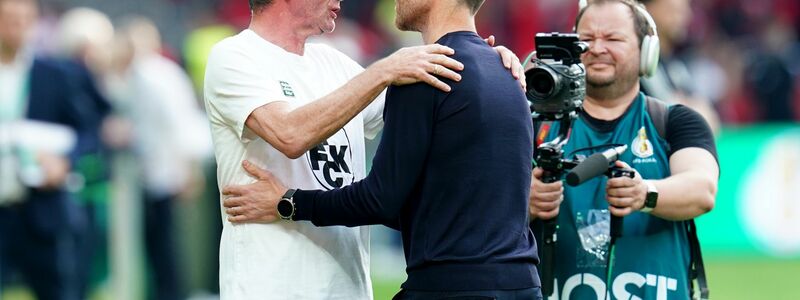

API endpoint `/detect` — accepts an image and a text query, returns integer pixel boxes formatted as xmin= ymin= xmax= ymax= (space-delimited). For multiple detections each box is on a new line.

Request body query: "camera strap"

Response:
xmin=645 ymin=96 xmax=668 ymax=139
xmin=687 ymin=219 xmax=709 ymax=299
xmin=645 ymin=96 xmax=709 ymax=300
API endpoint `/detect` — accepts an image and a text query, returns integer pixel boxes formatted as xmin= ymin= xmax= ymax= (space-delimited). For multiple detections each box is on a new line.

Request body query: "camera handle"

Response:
xmin=532 ymin=114 xmax=579 ymax=297
xmin=534 ymin=127 xmax=632 ymax=297
xmin=606 ymin=167 xmax=635 ymax=238
xmin=603 ymin=166 xmax=635 ymax=300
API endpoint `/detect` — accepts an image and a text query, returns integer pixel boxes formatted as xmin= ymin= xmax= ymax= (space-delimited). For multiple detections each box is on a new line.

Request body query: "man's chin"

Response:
xmin=395 ymin=20 xmax=410 ymax=32
xmin=319 ymin=25 xmax=335 ymax=35
xmin=587 ymin=77 xmax=615 ymax=88
xmin=395 ymin=16 xmax=419 ymax=32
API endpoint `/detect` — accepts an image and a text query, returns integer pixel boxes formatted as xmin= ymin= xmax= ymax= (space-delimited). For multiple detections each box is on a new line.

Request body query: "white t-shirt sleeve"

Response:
xmin=324 ymin=45 xmax=385 ymax=139
xmin=204 ymin=42 xmax=288 ymax=143
xmin=362 ymin=90 xmax=385 ymax=140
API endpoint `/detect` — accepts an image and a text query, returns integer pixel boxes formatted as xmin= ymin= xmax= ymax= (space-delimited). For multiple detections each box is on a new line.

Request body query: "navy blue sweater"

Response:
xmin=293 ymin=31 xmax=540 ymax=291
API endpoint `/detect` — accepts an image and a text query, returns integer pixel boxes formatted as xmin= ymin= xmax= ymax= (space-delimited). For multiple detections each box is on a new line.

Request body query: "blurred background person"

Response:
xmin=639 ymin=0 xmax=722 ymax=133
xmin=742 ymin=13 xmax=797 ymax=122
xmin=55 ymin=7 xmax=115 ymax=299
xmin=0 ymin=0 xmax=94 ymax=299
xmin=103 ymin=16 xmax=212 ymax=300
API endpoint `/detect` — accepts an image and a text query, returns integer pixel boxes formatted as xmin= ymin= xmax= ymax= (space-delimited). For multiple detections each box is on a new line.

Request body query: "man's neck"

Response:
xmin=420 ymin=4 xmax=476 ymax=44
xmin=583 ymin=83 xmax=641 ymax=120
xmin=248 ymin=10 xmax=315 ymax=55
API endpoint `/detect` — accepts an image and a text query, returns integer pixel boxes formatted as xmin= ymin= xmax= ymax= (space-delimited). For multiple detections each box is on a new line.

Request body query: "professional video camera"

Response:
xmin=525 ymin=33 xmax=635 ymax=297
xmin=525 ymin=32 xmax=588 ymax=120
xmin=525 ymin=32 xmax=589 ymax=188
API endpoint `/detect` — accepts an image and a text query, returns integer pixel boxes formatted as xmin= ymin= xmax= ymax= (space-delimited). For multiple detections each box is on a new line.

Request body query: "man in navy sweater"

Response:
xmin=221 ymin=0 xmax=541 ymax=298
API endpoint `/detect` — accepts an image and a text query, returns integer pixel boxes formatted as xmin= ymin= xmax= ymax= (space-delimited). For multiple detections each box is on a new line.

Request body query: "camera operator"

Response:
xmin=528 ymin=0 xmax=718 ymax=299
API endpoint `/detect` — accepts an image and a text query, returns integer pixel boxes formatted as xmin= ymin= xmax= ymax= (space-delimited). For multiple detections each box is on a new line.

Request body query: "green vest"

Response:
xmin=541 ymin=93 xmax=690 ymax=300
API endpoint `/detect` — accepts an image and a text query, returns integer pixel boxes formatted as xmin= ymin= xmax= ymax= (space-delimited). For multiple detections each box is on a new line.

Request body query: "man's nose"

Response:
xmin=588 ymin=40 xmax=607 ymax=55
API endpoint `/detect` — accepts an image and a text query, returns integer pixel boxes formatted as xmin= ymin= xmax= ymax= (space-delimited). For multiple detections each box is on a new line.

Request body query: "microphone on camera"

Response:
xmin=566 ymin=145 xmax=628 ymax=186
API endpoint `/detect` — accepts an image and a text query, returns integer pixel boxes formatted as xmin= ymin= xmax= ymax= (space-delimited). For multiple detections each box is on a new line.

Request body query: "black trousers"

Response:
xmin=0 ymin=204 xmax=80 ymax=300
xmin=394 ymin=287 xmax=543 ymax=300
xmin=143 ymin=193 xmax=183 ymax=300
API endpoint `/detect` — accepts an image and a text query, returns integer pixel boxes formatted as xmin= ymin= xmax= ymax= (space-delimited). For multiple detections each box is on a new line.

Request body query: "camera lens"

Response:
xmin=531 ymin=72 xmax=554 ymax=95
xmin=526 ymin=67 xmax=559 ymax=99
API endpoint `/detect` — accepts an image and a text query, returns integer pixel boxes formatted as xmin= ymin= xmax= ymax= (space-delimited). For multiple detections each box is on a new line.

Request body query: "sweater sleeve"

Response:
xmin=293 ymin=83 xmax=438 ymax=227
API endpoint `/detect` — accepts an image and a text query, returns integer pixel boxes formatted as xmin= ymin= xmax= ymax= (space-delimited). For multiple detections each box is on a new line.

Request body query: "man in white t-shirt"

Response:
xmin=204 ymin=0 xmax=524 ymax=299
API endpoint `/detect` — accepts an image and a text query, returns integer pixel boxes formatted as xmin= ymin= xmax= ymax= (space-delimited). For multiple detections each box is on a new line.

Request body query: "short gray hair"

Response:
xmin=460 ymin=0 xmax=485 ymax=14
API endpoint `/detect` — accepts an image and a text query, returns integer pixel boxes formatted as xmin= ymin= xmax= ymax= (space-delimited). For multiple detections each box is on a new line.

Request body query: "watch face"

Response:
xmin=277 ymin=199 xmax=293 ymax=218
xmin=645 ymin=192 xmax=658 ymax=208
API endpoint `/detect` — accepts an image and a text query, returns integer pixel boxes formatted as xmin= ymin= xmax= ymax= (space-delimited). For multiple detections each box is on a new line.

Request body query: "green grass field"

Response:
xmin=2 ymin=258 xmax=797 ymax=299
xmin=371 ymin=258 xmax=800 ymax=300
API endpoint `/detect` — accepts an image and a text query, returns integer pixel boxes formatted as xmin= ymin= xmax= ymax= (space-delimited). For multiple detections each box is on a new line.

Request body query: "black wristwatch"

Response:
xmin=640 ymin=180 xmax=658 ymax=213
xmin=277 ymin=189 xmax=297 ymax=220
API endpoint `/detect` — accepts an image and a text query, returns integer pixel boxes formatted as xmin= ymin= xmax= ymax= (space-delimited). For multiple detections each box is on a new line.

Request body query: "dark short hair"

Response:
xmin=575 ymin=0 xmax=651 ymax=47
xmin=461 ymin=0 xmax=485 ymax=14
xmin=249 ymin=0 xmax=273 ymax=13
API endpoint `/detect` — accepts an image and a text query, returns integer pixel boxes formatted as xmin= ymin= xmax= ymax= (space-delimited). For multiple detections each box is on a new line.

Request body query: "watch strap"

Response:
xmin=282 ymin=189 xmax=297 ymax=200
xmin=641 ymin=180 xmax=658 ymax=213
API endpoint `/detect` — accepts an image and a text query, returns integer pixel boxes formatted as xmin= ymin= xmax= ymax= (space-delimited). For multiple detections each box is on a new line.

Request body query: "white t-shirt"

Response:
xmin=204 ymin=29 xmax=384 ymax=300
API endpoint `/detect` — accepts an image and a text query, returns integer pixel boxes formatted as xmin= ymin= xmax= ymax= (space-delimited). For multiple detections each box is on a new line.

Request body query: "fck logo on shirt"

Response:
xmin=306 ymin=130 xmax=354 ymax=190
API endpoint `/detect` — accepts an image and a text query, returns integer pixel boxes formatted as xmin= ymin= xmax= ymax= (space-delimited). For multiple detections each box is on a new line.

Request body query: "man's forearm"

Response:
xmin=648 ymin=170 xmax=716 ymax=221
xmin=292 ymin=83 xmax=435 ymax=228
xmin=246 ymin=65 xmax=391 ymax=158
xmin=245 ymin=44 xmax=463 ymax=158
xmin=292 ymin=177 xmax=402 ymax=227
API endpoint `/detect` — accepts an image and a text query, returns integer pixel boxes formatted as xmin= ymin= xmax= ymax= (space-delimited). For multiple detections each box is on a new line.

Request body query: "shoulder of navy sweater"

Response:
xmin=434 ymin=32 xmax=519 ymax=91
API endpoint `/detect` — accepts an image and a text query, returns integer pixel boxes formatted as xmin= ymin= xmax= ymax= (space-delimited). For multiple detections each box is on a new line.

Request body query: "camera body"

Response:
xmin=526 ymin=33 xmax=588 ymax=119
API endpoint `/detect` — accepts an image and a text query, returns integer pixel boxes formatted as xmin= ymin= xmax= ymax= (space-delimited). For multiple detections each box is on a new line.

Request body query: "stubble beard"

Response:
xmin=395 ymin=2 xmax=425 ymax=32
xmin=395 ymin=12 xmax=417 ymax=31
xmin=586 ymin=70 xmax=639 ymax=101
